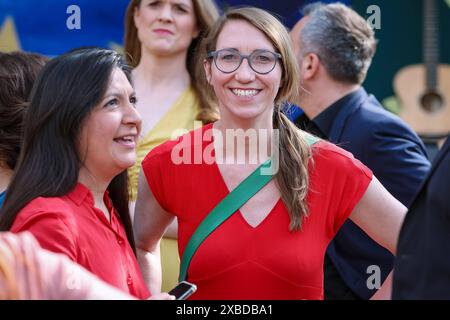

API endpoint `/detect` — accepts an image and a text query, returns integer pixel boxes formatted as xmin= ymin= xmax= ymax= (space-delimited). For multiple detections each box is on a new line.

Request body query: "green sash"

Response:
xmin=178 ymin=135 xmax=319 ymax=281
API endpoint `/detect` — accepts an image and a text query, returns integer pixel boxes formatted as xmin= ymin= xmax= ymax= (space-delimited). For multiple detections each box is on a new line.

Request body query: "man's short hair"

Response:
xmin=299 ymin=2 xmax=377 ymax=84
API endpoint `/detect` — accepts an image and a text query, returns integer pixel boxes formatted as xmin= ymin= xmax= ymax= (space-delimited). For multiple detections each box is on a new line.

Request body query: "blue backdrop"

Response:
xmin=0 ymin=0 xmax=344 ymax=56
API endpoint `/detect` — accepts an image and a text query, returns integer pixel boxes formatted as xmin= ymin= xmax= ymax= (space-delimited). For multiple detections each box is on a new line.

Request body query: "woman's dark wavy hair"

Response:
xmin=0 ymin=51 xmax=48 ymax=170
xmin=0 ymin=47 xmax=137 ymax=254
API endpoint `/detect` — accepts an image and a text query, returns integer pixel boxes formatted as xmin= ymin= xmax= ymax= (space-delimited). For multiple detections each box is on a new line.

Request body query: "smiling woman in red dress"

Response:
xmin=134 ymin=7 xmax=407 ymax=300
xmin=0 ymin=48 xmax=170 ymax=300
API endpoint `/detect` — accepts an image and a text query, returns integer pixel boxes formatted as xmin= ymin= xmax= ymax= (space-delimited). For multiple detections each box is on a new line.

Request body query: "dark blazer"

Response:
xmin=392 ymin=136 xmax=450 ymax=299
xmin=304 ymin=88 xmax=430 ymax=299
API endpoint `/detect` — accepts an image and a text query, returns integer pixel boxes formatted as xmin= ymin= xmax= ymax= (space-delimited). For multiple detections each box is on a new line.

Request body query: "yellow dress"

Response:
xmin=128 ymin=86 xmax=199 ymax=292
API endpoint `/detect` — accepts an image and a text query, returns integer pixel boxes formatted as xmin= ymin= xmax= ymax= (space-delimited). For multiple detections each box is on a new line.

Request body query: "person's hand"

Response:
xmin=148 ymin=292 xmax=175 ymax=300
xmin=370 ymin=272 xmax=393 ymax=300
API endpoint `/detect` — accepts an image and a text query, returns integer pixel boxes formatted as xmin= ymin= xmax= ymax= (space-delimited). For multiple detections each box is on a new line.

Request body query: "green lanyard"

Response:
xmin=178 ymin=135 xmax=319 ymax=282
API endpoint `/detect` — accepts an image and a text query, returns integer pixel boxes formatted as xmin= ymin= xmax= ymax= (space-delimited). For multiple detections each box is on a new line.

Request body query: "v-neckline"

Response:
xmin=212 ymin=161 xmax=281 ymax=229
xmin=208 ymin=125 xmax=282 ymax=229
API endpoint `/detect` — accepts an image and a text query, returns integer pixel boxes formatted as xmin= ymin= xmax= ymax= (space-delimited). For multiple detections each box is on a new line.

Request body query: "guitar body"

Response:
xmin=394 ymin=64 xmax=450 ymax=136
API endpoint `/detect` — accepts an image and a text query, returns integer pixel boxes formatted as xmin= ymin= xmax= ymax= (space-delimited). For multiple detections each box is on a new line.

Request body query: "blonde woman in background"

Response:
xmin=124 ymin=0 xmax=219 ymax=292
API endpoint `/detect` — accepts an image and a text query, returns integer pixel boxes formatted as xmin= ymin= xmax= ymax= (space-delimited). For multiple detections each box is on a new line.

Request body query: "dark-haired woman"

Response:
xmin=0 ymin=48 xmax=169 ymax=299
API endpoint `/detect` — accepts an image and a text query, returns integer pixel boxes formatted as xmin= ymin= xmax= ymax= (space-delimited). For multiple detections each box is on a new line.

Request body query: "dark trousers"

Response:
xmin=323 ymin=254 xmax=362 ymax=300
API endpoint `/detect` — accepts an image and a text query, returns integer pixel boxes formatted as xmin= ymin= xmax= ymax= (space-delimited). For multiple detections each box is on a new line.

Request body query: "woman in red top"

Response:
xmin=134 ymin=7 xmax=407 ymax=299
xmin=0 ymin=48 xmax=171 ymax=300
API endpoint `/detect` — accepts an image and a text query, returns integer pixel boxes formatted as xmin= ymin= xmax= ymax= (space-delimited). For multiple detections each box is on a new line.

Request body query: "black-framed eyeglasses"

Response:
xmin=207 ymin=49 xmax=282 ymax=75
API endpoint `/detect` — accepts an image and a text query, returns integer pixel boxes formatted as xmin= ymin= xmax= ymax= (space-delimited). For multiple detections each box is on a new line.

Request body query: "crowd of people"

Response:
xmin=0 ymin=1 xmax=448 ymax=300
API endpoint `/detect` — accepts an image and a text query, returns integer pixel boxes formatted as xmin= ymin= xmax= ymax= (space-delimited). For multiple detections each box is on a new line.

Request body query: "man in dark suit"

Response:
xmin=290 ymin=3 xmax=431 ymax=299
xmin=393 ymin=136 xmax=450 ymax=299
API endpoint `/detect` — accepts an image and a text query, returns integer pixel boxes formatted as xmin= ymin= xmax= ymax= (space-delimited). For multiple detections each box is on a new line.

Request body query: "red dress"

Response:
xmin=11 ymin=183 xmax=150 ymax=299
xmin=142 ymin=124 xmax=372 ymax=300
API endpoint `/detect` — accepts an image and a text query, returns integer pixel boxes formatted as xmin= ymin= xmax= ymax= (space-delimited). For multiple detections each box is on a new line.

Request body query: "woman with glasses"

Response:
xmin=134 ymin=7 xmax=406 ymax=299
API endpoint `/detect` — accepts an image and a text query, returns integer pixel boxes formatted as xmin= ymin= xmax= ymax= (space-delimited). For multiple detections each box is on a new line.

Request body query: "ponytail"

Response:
xmin=273 ymin=107 xmax=313 ymax=231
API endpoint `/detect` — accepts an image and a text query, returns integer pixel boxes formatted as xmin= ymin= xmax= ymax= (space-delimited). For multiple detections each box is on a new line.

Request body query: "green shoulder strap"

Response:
xmin=178 ymin=134 xmax=320 ymax=281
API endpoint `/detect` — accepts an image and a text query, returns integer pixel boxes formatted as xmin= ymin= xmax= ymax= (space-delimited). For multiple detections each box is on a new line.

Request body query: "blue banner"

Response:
xmin=217 ymin=0 xmax=346 ymax=28
xmin=0 ymin=0 xmax=348 ymax=55
xmin=0 ymin=0 xmax=129 ymax=55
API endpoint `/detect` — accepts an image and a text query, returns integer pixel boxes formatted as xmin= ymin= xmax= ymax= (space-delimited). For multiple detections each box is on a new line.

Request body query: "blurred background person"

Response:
xmin=124 ymin=0 xmax=220 ymax=292
xmin=393 ymin=136 xmax=450 ymax=299
xmin=290 ymin=2 xmax=430 ymax=299
xmin=0 ymin=232 xmax=174 ymax=300
xmin=0 ymin=51 xmax=47 ymax=208
xmin=1 ymin=232 xmax=138 ymax=300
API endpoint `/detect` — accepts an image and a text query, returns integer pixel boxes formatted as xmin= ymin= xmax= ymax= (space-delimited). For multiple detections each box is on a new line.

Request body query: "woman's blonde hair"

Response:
xmin=200 ymin=7 xmax=314 ymax=230
xmin=124 ymin=0 xmax=220 ymax=123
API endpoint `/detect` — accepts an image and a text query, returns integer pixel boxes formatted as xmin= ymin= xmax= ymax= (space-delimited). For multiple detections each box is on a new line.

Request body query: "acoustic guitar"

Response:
xmin=394 ymin=0 xmax=450 ymax=139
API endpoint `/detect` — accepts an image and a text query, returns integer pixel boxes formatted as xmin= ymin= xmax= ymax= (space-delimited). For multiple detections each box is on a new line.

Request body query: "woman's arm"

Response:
xmin=163 ymin=220 xmax=179 ymax=239
xmin=0 ymin=232 xmax=175 ymax=300
xmin=349 ymin=176 xmax=407 ymax=255
xmin=369 ymin=271 xmax=393 ymax=300
xmin=134 ymin=170 xmax=175 ymax=294
xmin=349 ymin=176 xmax=407 ymax=299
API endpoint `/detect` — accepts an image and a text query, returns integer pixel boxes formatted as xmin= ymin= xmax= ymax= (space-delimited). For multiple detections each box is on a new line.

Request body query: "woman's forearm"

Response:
xmin=136 ymin=246 xmax=162 ymax=295
xmin=370 ymin=271 xmax=393 ymax=300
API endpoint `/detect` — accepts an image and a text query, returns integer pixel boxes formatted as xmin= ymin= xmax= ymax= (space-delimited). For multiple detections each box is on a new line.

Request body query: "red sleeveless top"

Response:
xmin=142 ymin=124 xmax=372 ymax=300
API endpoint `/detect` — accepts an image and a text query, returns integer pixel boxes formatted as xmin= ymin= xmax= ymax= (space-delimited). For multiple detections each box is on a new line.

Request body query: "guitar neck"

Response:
xmin=423 ymin=0 xmax=440 ymax=90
